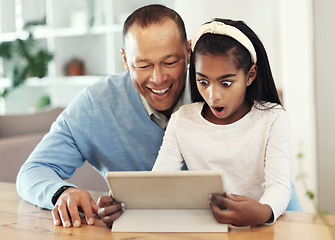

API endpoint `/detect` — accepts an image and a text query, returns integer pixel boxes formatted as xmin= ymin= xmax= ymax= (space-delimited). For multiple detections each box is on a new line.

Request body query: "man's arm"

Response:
xmin=16 ymin=108 xmax=88 ymax=209
xmin=16 ymin=88 xmax=98 ymax=227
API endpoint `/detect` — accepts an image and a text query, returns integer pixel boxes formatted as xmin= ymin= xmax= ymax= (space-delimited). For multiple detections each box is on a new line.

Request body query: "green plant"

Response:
xmin=86 ymin=0 xmax=95 ymax=28
xmin=0 ymin=20 xmax=53 ymax=98
xmin=36 ymin=94 xmax=51 ymax=110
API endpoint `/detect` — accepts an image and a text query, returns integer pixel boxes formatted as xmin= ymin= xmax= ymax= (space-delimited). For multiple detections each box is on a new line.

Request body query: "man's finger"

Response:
xmin=52 ymin=207 xmax=62 ymax=226
xmin=91 ymin=198 xmax=99 ymax=216
xmin=67 ymin=201 xmax=82 ymax=228
xmin=58 ymin=200 xmax=72 ymax=227
xmin=80 ymin=199 xmax=95 ymax=225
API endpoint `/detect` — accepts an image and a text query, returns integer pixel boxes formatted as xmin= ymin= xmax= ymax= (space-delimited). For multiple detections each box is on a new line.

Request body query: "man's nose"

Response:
xmin=149 ymin=66 xmax=165 ymax=84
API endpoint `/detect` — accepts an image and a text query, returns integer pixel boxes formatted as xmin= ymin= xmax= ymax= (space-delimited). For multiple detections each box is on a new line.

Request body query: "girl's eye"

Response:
xmin=221 ymin=81 xmax=232 ymax=87
xmin=197 ymin=79 xmax=209 ymax=86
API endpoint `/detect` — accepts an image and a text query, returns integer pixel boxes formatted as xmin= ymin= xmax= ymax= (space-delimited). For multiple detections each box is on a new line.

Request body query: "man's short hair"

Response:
xmin=123 ymin=4 xmax=187 ymax=47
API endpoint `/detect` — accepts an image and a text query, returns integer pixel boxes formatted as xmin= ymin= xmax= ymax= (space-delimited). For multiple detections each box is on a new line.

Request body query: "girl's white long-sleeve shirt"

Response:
xmin=153 ymin=101 xmax=291 ymax=222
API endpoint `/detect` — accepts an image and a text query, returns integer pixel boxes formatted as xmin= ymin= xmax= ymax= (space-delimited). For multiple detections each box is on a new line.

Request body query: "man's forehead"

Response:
xmin=124 ymin=20 xmax=181 ymax=46
xmin=127 ymin=19 xmax=176 ymax=34
xmin=134 ymin=54 xmax=179 ymax=63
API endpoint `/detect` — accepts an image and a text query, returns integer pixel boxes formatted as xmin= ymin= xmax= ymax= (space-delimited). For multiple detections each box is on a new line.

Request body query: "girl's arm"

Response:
xmin=209 ymin=108 xmax=291 ymax=226
xmin=152 ymin=112 xmax=184 ymax=171
xmin=259 ymin=109 xmax=291 ymax=222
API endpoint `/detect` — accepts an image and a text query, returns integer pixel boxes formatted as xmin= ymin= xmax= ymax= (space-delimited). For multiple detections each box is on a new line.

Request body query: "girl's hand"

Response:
xmin=96 ymin=194 xmax=125 ymax=228
xmin=209 ymin=192 xmax=273 ymax=227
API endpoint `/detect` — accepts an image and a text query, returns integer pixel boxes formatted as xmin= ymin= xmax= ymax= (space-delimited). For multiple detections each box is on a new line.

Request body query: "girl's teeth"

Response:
xmin=151 ymin=87 xmax=170 ymax=95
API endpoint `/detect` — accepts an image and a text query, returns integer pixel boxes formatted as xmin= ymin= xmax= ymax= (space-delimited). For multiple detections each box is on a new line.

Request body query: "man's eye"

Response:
xmin=197 ymin=79 xmax=209 ymax=86
xmin=135 ymin=65 xmax=152 ymax=71
xmin=138 ymin=65 xmax=149 ymax=69
xmin=164 ymin=61 xmax=178 ymax=67
xmin=222 ymin=81 xmax=232 ymax=87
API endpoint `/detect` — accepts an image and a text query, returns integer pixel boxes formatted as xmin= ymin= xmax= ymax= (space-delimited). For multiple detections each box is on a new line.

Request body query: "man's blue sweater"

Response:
xmin=17 ymin=72 xmax=165 ymax=209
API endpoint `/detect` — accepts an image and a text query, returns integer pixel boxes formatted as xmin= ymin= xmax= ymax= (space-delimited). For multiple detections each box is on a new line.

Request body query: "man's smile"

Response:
xmin=148 ymin=85 xmax=172 ymax=95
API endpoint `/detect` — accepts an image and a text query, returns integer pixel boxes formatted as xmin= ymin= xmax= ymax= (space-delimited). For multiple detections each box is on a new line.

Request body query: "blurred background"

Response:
xmin=0 ymin=0 xmax=333 ymax=215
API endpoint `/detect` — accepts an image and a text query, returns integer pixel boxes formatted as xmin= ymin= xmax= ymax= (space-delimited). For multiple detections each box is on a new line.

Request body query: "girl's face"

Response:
xmin=195 ymin=53 xmax=257 ymax=125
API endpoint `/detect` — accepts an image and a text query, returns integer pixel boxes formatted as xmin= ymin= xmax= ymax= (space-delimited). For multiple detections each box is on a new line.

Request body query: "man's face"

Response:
xmin=121 ymin=20 xmax=190 ymax=115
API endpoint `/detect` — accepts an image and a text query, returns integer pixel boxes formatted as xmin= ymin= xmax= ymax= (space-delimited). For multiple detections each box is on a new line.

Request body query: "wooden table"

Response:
xmin=1 ymin=181 xmax=334 ymax=240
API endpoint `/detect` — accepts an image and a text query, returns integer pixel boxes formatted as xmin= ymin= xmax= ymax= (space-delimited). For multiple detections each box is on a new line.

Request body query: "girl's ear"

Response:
xmin=120 ymin=48 xmax=130 ymax=72
xmin=246 ymin=64 xmax=257 ymax=86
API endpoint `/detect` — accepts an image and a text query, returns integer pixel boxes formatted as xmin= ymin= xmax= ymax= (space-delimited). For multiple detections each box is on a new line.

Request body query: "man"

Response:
xmin=16 ymin=4 xmax=191 ymax=228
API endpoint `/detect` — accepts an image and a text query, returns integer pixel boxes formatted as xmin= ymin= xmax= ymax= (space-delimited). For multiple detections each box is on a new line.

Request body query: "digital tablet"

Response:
xmin=105 ymin=170 xmax=225 ymax=209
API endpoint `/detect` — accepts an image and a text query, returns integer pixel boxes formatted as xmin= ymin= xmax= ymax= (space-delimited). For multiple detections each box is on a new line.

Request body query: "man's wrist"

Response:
xmin=52 ymin=186 xmax=72 ymax=205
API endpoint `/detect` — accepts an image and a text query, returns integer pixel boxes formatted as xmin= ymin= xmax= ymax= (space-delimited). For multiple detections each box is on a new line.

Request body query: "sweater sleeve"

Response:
xmin=259 ymin=109 xmax=291 ymax=222
xmin=152 ymin=112 xmax=185 ymax=171
xmin=16 ymin=89 xmax=91 ymax=210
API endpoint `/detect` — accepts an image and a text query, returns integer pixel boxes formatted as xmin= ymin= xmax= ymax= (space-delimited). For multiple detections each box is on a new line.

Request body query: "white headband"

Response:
xmin=191 ymin=21 xmax=257 ymax=64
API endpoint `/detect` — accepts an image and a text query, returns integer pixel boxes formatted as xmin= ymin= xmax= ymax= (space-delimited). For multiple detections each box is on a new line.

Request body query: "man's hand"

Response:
xmin=97 ymin=195 xmax=125 ymax=228
xmin=209 ymin=192 xmax=273 ymax=227
xmin=52 ymin=187 xmax=98 ymax=228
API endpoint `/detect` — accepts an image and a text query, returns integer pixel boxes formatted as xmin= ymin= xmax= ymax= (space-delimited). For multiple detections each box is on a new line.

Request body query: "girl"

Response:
xmin=152 ymin=19 xmax=291 ymax=227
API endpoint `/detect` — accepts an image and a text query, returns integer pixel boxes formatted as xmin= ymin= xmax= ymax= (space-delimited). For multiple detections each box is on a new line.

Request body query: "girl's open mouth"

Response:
xmin=214 ymin=107 xmax=224 ymax=112
xmin=211 ymin=106 xmax=225 ymax=118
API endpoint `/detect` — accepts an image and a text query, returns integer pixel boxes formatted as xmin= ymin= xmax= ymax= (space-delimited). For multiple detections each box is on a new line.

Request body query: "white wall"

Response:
xmin=280 ymin=0 xmax=317 ymax=213
xmin=314 ymin=0 xmax=335 ymax=214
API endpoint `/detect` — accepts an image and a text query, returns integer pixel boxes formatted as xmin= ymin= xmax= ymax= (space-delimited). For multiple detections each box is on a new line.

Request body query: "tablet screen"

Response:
xmin=106 ymin=170 xmax=225 ymax=209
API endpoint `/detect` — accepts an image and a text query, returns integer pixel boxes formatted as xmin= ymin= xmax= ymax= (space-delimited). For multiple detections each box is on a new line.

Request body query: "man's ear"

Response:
xmin=247 ymin=64 xmax=257 ymax=86
xmin=187 ymin=39 xmax=192 ymax=64
xmin=120 ymin=48 xmax=130 ymax=72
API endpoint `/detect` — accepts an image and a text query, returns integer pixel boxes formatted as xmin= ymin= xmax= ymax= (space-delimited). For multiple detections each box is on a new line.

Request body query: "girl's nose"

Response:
xmin=209 ymin=84 xmax=222 ymax=101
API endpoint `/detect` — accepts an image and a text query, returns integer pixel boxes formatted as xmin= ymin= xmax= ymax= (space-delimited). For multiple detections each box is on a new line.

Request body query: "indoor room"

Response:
xmin=0 ymin=0 xmax=334 ymax=238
